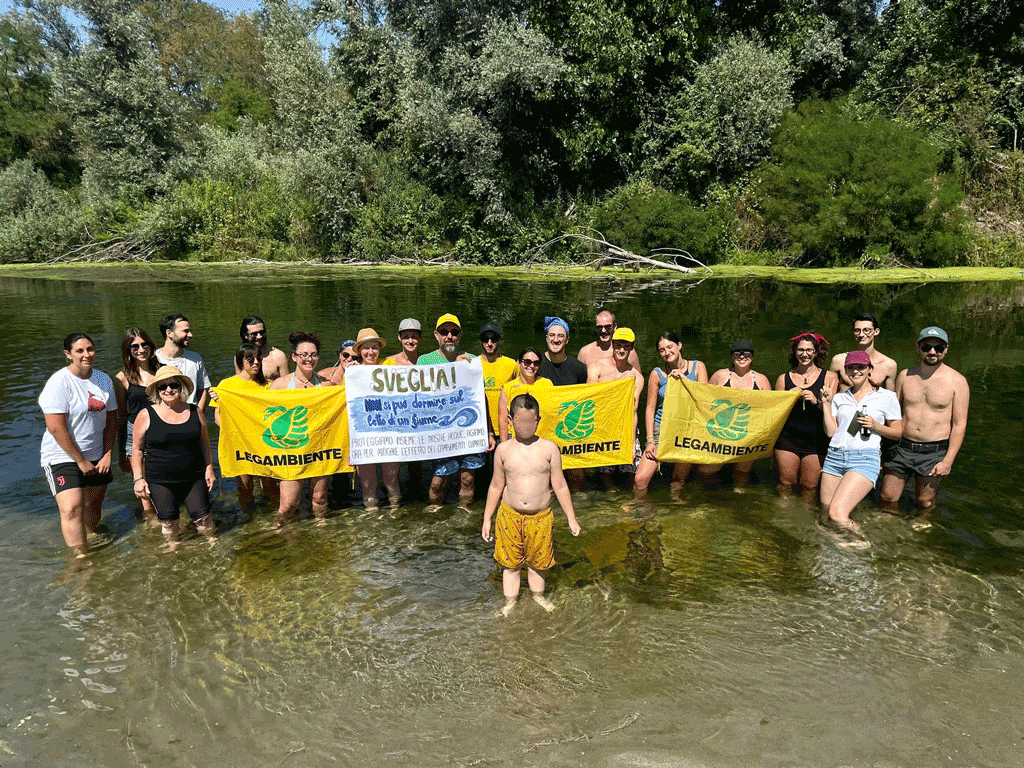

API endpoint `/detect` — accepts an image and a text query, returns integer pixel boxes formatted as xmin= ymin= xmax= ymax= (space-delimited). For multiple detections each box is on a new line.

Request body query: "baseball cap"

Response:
xmin=479 ymin=321 xmax=502 ymax=339
xmin=918 ymin=326 xmax=948 ymax=344
xmin=730 ymin=339 xmax=755 ymax=354
xmin=845 ymin=350 xmax=871 ymax=366
xmin=435 ymin=313 xmax=461 ymax=330
xmin=398 ymin=318 xmax=421 ymax=333
xmin=611 ymin=327 xmax=635 ymax=343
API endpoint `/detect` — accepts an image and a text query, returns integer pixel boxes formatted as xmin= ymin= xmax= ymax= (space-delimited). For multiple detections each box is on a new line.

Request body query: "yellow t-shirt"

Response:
xmin=481 ymin=355 xmax=519 ymax=432
xmin=500 ymin=376 xmax=552 ymax=437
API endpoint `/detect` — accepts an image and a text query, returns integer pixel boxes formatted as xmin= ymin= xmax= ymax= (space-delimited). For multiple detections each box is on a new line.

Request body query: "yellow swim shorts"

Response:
xmin=493 ymin=500 xmax=555 ymax=571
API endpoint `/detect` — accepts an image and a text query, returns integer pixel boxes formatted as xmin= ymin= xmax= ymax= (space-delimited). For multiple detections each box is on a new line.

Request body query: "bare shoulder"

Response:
xmin=268 ymin=375 xmax=289 ymax=391
xmin=774 ymin=372 xmax=787 ymax=390
xmin=268 ymin=347 xmax=288 ymax=363
xmin=829 ymin=352 xmax=847 ymax=371
xmin=709 ymin=368 xmax=728 ymax=385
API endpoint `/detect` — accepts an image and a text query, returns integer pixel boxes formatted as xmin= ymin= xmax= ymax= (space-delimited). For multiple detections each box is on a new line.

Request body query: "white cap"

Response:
xmin=398 ymin=318 xmax=421 ymax=333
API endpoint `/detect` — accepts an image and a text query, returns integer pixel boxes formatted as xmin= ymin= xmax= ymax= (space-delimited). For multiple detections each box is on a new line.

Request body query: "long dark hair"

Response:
xmin=788 ymin=332 xmax=828 ymax=369
xmin=235 ymin=342 xmax=268 ymax=386
xmin=120 ymin=327 xmax=159 ymax=385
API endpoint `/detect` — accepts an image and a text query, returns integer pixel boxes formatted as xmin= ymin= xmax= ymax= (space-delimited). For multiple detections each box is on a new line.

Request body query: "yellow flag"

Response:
xmin=657 ymin=379 xmax=799 ymax=465
xmin=216 ymin=379 xmax=353 ymax=480
xmin=531 ymin=379 xmax=636 ymax=469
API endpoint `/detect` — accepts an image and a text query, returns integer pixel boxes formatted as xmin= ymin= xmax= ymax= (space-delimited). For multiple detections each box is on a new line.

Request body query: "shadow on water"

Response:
xmin=1 ymin=269 xmax=1023 ymax=766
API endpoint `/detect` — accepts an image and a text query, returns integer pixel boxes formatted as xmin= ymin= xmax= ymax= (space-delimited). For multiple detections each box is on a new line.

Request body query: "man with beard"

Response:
xmin=236 ymin=315 xmax=289 ymax=381
xmin=881 ymin=327 xmax=970 ymax=524
xmin=156 ymin=314 xmax=211 ymax=410
xmin=419 ymin=314 xmax=495 ymax=505
xmin=578 ymin=309 xmax=640 ymax=371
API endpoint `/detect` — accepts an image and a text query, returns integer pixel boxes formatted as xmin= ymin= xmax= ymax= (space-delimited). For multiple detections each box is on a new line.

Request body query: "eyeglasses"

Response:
xmin=595 ymin=324 xmax=614 ymax=332
xmin=129 ymin=343 xmax=150 ymax=351
xmin=156 ymin=382 xmax=181 ymax=392
xmin=853 ymin=329 xmax=873 ymax=336
xmin=481 ymin=335 xmax=500 ymax=344
xmin=295 ymin=352 xmax=319 ymax=360
xmin=520 ymin=358 xmax=541 ymax=367
xmin=732 ymin=351 xmax=753 ymax=359
xmin=921 ymin=342 xmax=946 ymax=352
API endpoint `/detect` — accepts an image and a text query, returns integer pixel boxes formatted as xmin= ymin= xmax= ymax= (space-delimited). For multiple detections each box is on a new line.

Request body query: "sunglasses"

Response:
xmin=341 ymin=351 xmax=353 ymax=359
xmin=595 ymin=324 xmax=614 ymax=332
xmin=732 ymin=351 xmax=753 ymax=358
xmin=481 ymin=335 xmax=500 ymax=343
xmin=129 ymin=343 xmax=150 ymax=351
xmin=921 ymin=342 xmax=946 ymax=352
xmin=247 ymin=330 xmax=267 ymax=338
xmin=156 ymin=381 xmax=181 ymax=392
xmin=438 ymin=329 xmax=461 ymax=338
xmin=520 ymin=358 xmax=541 ymax=367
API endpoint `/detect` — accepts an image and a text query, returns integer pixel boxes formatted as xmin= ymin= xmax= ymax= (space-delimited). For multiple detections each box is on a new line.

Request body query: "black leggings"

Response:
xmin=148 ymin=477 xmax=210 ymax=523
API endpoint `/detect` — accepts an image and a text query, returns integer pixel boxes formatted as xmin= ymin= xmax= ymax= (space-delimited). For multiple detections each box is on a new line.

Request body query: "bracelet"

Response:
xmin=133 ymin=478 xmax=145 ymax=484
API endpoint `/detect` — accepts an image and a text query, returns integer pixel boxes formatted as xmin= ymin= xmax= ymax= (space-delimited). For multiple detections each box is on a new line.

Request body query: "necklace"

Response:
xmin=797 ymin=365 xmax=819 ymax=386
xmin=294 ymin=374 xmax=313 ymax=388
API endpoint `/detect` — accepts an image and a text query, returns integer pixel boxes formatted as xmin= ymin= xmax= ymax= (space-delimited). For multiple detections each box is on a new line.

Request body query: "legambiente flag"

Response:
xmin=216 ymin=379 xmax=353 ymax=480
xmin=657 ymin=379 xmax=799 ymax=465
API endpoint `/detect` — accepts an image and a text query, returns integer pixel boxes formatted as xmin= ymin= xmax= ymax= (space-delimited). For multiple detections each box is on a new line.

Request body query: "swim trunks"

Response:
xmin=884 ymin=438 xmax=950 ymax=478
xmin=493 ymin=500 xmax=555 ymax=571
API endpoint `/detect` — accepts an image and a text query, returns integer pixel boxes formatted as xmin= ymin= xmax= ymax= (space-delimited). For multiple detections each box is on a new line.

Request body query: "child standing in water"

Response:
xmin=482 ymin=393 xmax=581 ymax=616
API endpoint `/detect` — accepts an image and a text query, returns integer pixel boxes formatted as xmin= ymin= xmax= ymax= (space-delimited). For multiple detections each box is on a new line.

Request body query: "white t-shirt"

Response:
xmin=155 ymin=350 xmax=210 ymax=405
xmin=38 ymin=368 xmax=117 ymax=466
xmin=829 ymin=387 xmax=901 ymax=451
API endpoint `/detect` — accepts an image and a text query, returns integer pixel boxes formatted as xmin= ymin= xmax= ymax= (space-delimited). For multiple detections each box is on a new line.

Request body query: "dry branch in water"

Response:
xmin=528 ymin=231 xmax=713 ymax=275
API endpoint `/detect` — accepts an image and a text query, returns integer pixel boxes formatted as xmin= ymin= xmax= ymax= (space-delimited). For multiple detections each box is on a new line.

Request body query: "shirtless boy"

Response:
xmin=881 ymin=327 xmax=969 ymax=523
xmin=384 ymin=318 xmax=422 ymax=365
xmin=237 ymin=315 xmax=289 ymax=382
xmin=587 ymin=328 xmax=644 ymax=487
xmin=482 ymin=393 xmax=581 ymax=616
xmin=830 ymin=313 xmax=898 ymax=389
xmin=578 ymin=310 xmax=641 ymax=371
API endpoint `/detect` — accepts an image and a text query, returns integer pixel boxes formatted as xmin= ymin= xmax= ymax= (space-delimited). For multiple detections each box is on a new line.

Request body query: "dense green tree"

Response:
xmin=753 ymin=100 xmax=969 ymax=266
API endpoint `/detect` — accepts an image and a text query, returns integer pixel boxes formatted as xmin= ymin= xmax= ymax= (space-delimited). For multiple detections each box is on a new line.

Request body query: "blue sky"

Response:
xmin=1 ymin=1 xmax=264 ymax=17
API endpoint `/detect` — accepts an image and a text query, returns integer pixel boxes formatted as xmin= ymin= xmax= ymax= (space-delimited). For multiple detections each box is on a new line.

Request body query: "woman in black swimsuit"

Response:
xmin=114 ymin=327 xmax=160 ymax=523
xmin=701 ymin=339 xmax=773 ymax=487
xmin=774 ymin=333 xmax=838 ymax=498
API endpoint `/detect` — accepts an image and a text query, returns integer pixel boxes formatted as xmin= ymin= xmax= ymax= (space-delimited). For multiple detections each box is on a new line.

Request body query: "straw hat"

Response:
xmin=353 ymin=328 xmax=387 ymax=354
xmin=145 ymin=365 xmax=195 ymax=399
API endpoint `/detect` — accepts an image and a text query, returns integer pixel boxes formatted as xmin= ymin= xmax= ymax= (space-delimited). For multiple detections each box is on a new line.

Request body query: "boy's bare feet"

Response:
xmin=531 ymin=592 xmax=556 ymax=612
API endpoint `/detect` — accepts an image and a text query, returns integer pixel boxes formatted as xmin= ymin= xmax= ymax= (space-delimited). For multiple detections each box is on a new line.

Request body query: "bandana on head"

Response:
xmin=789 ymin=332 xmax=829 ymax=347
xmin=544 ymin=316 xmax=570 ymax=335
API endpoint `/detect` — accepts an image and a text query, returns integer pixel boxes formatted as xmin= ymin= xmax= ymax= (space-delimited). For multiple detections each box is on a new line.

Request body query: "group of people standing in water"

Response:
xmin=39 ymin=309 xmax=969 ymax=556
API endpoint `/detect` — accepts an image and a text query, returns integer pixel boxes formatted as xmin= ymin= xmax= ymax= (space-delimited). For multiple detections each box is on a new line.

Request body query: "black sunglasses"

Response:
xmin=921 ymin=342 xmax=947 ymax=352
xmin=156 ymin=381 xmax=181 ymax=392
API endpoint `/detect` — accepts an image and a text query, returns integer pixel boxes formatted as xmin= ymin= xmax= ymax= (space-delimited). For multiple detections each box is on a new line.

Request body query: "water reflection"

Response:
xmin=1 ymin=269 xmax=1023 ymax=766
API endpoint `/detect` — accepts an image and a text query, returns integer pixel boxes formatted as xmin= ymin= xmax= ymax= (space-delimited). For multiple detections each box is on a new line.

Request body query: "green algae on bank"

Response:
xmin=1 ymin=262 xmax=1022 ymax=285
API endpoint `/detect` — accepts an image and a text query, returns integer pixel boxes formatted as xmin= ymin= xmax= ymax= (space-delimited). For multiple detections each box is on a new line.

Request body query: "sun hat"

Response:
xmin=918 ymin=326 xmax=948 ymax=344
xmin=354 ymin=328 xmax=387 ymax=354
xmin=398 ymin=318 xmax=422 ymax=333
xmin=611 ymin=327 xmax=635 ymax=343
xmin=435 ymin=313 xmax=461 ymax=331
xmin=145 ymin=365 xmax=195 ymax=399
xmin=479 ymin=321 xmax=502 ymax=339
xmin=845 ymin=350 xmax=871 ymax=366
xmin=730 ymin=339 xmax=754 ymax=354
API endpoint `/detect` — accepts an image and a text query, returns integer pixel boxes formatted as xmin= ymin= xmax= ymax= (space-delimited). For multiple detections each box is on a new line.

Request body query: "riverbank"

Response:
xmin=3 ymin=262 xmax=1023 ymax=285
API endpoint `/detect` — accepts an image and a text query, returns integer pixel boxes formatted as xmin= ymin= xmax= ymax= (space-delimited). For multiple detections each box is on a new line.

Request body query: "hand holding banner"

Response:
xmin=345 ymin=360 xmax=489 ymax=465
xmin=657 ymin=379 xmax=799 ymax=465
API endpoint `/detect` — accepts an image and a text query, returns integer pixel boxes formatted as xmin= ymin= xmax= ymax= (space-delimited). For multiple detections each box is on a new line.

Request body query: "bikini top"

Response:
xmin=724 ymin=369 xmax=760 ymax=390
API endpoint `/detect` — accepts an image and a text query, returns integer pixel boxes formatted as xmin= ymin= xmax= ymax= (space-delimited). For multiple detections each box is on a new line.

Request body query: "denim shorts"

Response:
xmin=431 ymin=452 xmax=486 ymax=477
xmin=821 ymin=447 xmax=881 ymax=484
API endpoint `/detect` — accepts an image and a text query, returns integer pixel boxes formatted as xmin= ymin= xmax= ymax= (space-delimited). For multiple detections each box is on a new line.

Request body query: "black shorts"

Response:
xmin=774 ymin=433 xmax=827 ymax=458
xmin=148 ymin=477 xmax=211 ymax=523
xmin=884 ymin=439 xmax=949 ymax=478
xmin=43 ymin=462 xmax=113 ymax=497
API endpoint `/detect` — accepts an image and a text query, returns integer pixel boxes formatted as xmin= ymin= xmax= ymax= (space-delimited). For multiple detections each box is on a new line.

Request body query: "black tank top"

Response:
xmin=779 ymin=369 xmax=828 ymax=449
xmin=143 ymin=404 xmax=206 ymax=484
xmin=125 ymin=382 xmax=150 ymax=423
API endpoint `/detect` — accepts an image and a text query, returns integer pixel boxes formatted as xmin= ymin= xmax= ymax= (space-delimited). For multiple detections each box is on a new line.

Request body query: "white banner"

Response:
xmin=345 ymin=360 xmax=489 ymax=465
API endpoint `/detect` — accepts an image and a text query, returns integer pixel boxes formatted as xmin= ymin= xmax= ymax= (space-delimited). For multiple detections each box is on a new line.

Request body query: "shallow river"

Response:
xmin=1 ymin=266 xmax=1023 ymax=767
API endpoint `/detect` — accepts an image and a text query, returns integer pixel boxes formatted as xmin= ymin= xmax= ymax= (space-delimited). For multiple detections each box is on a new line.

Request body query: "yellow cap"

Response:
xmin=612 ymin=327 xmax=635 ymax=343
xmin=435 ymin=313 xmax=461 ymax=330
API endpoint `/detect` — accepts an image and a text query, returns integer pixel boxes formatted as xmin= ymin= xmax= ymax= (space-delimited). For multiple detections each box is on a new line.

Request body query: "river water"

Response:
xmin=1 ymin=266 xmax=1023 ymax=767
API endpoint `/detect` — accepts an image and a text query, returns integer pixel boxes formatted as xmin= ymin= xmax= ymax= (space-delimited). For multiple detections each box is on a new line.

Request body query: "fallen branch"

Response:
xmin=529 ymin=231 xmax=713 ymax=276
